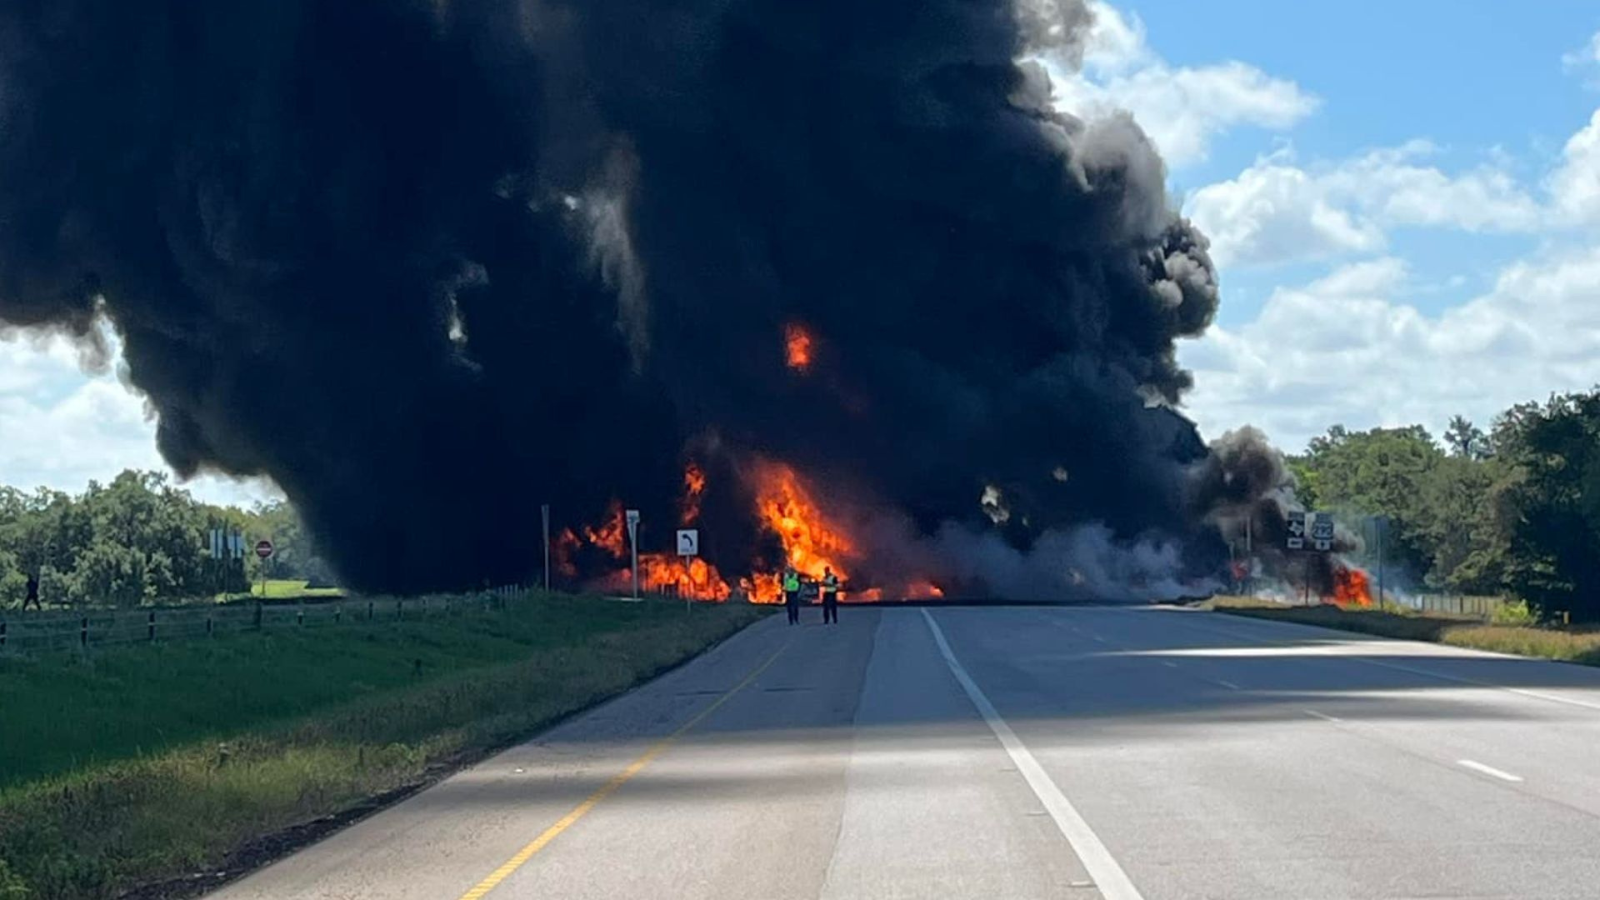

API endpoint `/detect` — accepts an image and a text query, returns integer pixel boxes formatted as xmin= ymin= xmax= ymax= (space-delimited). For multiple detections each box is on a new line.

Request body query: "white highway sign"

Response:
xmin=677 ymin=529 xmax=700 ymax=557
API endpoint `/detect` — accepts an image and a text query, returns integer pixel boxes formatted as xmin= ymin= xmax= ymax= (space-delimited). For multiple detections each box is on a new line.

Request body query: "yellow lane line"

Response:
xmin=454 ymin=637 xmax=791 ymax=900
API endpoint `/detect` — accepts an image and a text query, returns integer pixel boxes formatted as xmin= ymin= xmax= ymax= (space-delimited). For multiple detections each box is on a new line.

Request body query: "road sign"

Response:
xmin=255 ymin=539 xmax=274 ymax=560
xmin=624 ymin=510 xmax=640 ymax=599
xmin=1286 ymin=511 xmax=1305 ymax=550
xmin=1309 ymin=511 xmax=1334 ymax=552
xmin=677 ymin=529 xmax=700 ymax=557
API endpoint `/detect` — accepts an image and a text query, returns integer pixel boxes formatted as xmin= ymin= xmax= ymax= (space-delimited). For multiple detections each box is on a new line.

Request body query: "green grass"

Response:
xmin=1207 ymin=596 xmax=1600 ymax=664
xmin=0 ymin=593 xmax=767 ymax=900
xmin=243 ymin=579 xmax=344 ymax=599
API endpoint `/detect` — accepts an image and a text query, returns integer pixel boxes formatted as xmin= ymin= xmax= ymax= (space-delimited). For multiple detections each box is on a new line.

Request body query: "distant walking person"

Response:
xmin=820 ymin=567 xmax=840 ymax=624
xmin=783 ymin=566 xmax=801 ymax=625
xmin=22 ymin=573 xmax=40 ymax=610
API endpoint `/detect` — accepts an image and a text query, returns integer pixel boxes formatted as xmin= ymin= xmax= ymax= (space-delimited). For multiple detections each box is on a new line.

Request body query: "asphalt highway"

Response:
xmin=208 ymin=605 xmax=1600 ymax=899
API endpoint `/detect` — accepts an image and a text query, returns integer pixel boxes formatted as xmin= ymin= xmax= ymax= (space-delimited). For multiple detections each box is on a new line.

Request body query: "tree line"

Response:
xmin=1288 ymin=387 xmax=1600 ymax=620
xmin=0 ymin=471 xmax=331 ymax=609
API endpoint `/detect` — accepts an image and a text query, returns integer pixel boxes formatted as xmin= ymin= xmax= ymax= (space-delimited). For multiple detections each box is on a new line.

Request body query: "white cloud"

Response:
xmin=1041 ymin=2 xmax=1317 ymax=168
xmin=1186 ymin=142 xmax=1543 ymax=268
xmin=1564 ymin=31 xmax=1600 ymax=83
xmin=1179 ymin=247 xmax=1600 ymax=451
xmin=1550 ymin=108 xmax=1600 ymax=225
xmin=0 ymin=330 xmax=279 ymax=507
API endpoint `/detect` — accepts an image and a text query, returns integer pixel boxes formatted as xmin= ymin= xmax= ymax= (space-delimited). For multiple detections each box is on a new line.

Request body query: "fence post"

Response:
xmin=368 ymin=599 xmax=375 ymax=621
xmin=207 ymin=615 xmax=214 ymax=637
xmin=297 ymin=605 xmax=304 ymax=627
xmin=80 ymin=616 xmax=88 ymax=648
xmin=1 ymin=620 xmax=6 ymax=649
xmin=335 ymin=605 xmax=342 ymax=625
xmin=396 ymin=599 xmax=403 ymax=620
xmin=254 ymin=601 xmax=263 ymax=631
xmin=148 ymin=610 xmax=156 ymax=642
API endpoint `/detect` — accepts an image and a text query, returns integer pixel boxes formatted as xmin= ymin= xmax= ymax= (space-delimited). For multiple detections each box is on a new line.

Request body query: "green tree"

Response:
xmin=1494 ymin=390 xmax=1600 ymax=619
xmin=1444 ymin=415 xmax=1488 ymax=460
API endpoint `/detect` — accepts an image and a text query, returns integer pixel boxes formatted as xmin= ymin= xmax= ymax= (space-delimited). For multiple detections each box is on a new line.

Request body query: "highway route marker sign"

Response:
xmin=677 ymin=529 xmax=700 ymax=557
xmin=255 ymin=539 xmax=274 ymax=560
xmin=1312 ymin=512 xmax=1334 ymax=552
xmin=1286 ymin=511 xmax=1305 ymax=550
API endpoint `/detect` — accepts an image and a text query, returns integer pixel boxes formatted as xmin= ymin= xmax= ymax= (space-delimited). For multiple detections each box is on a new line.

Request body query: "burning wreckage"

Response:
xmin=0 ymin=0 xmax=1372 ymax=603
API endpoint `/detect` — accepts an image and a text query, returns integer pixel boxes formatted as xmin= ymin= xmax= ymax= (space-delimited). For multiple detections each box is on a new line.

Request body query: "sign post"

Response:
xmin=625 ymin=510 xmax=641 ymax=600
xmin=254 ymin=539 xmax=274 ymax=600
xmin=676 ymin=529 xmax=700 ymax=613
xmin=541 ymin=504 xmax=551 ymax=593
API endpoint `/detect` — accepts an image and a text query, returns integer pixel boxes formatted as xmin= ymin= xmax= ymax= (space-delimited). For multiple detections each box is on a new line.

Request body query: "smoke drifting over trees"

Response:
xmin=0 ymin=0 xmax=1266 ymax=595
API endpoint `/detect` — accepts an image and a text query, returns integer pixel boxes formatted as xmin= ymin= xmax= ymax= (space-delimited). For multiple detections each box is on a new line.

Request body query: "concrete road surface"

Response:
xmin=209 ymin=606 xmax=1600 ymax=900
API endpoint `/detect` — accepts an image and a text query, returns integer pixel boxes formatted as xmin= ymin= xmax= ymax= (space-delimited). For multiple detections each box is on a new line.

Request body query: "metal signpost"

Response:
xmin=541 ymin=504 xmax=551 ymax=592
xmin=1372 ymin=514 xmax=1386 ymax=608
xmin=254 ymin=539 xmax=274 ymax=600
xmin=625 ymin=510 xmax=641 ymax=600
xmin=677 ymin=529 xmax=700 ymax=612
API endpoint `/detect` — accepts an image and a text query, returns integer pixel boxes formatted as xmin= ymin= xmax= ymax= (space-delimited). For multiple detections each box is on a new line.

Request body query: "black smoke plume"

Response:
xmin=0 ymin=0 xmax=1260 ymax=595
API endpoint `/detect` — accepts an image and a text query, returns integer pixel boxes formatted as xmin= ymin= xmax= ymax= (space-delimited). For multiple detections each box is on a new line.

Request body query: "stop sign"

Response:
xmin=255 ymin=539 xmax=274 ymax=560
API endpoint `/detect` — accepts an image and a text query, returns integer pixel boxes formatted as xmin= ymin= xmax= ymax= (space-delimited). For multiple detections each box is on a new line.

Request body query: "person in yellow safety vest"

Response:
xmin=820 ymin=567 xmax=840 ymax=624
xmin=783 ymin=566 xmax=802 ymax=625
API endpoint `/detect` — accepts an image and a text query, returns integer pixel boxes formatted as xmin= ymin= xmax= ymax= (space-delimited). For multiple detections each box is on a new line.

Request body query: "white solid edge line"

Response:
xmin=1457 ymin=759 xmax=1524 ymax=782
xmin=920 ymin=609 xmax=1145 ymax=900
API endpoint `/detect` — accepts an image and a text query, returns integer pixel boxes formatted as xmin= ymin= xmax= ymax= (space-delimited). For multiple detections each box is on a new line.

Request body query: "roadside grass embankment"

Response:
xmin=1206 ymin=596 xmax=1600 ymax=664
xmin=0 ymin=593 xmax=767 ymax=900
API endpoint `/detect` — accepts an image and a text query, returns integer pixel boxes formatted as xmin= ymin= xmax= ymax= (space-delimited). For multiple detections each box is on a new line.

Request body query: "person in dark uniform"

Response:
xmin=22 ymin=573 xmax=40 ymax=610
xmin=820 ymin=567 xmax=840 ymax=624
xmin=783 ymin=566 xmax=801 ymax=625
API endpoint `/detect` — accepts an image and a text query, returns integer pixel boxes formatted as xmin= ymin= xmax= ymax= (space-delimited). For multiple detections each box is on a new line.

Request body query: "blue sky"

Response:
xmin=1047 ymin=0 xmax=1600 ymax=452
xmin=1135 ymin=0 xmax=1600 ymax=325
xmin=2 ymin=1 xmax=1599 ymax=504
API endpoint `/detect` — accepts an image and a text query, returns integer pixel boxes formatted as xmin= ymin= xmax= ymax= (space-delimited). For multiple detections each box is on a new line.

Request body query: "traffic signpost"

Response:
xmin=676 ymin=529 xmax=699 ymax=612
xmin=541 ymin=504 xmax=551 ymax=592
xmin=625 ymin=510 xmax=641 ymax=599
xmin=254 ymin=539 xmax=273 ymax=600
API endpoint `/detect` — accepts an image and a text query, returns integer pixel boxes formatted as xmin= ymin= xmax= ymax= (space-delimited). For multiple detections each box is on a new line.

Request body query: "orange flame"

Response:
xmin=574 ymin=474 xmax=734 ymax=601
xmin=554 ymin=528 xmax=581 ymax=577
xmin=1330 ymin=566 xmax=1373 ymax=607
xmin=682 ymin=461 xmax=707 ymax=526
xmin=584 ymin=501 xmax=628 ymax=558
xmin=561 ymin=458 xmax=946 ymax=605
xmin=753 ymin=459 xmax=852 ymax=579
xmin=785 ymin=323 xmax=814 ymax=372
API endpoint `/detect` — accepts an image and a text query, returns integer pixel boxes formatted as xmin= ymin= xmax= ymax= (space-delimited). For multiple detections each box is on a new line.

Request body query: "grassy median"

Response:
xmin=1207 ymin=597 xmax=1600 ymax=664
xmin=0 ymin=593 xmax=766 ymax=900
